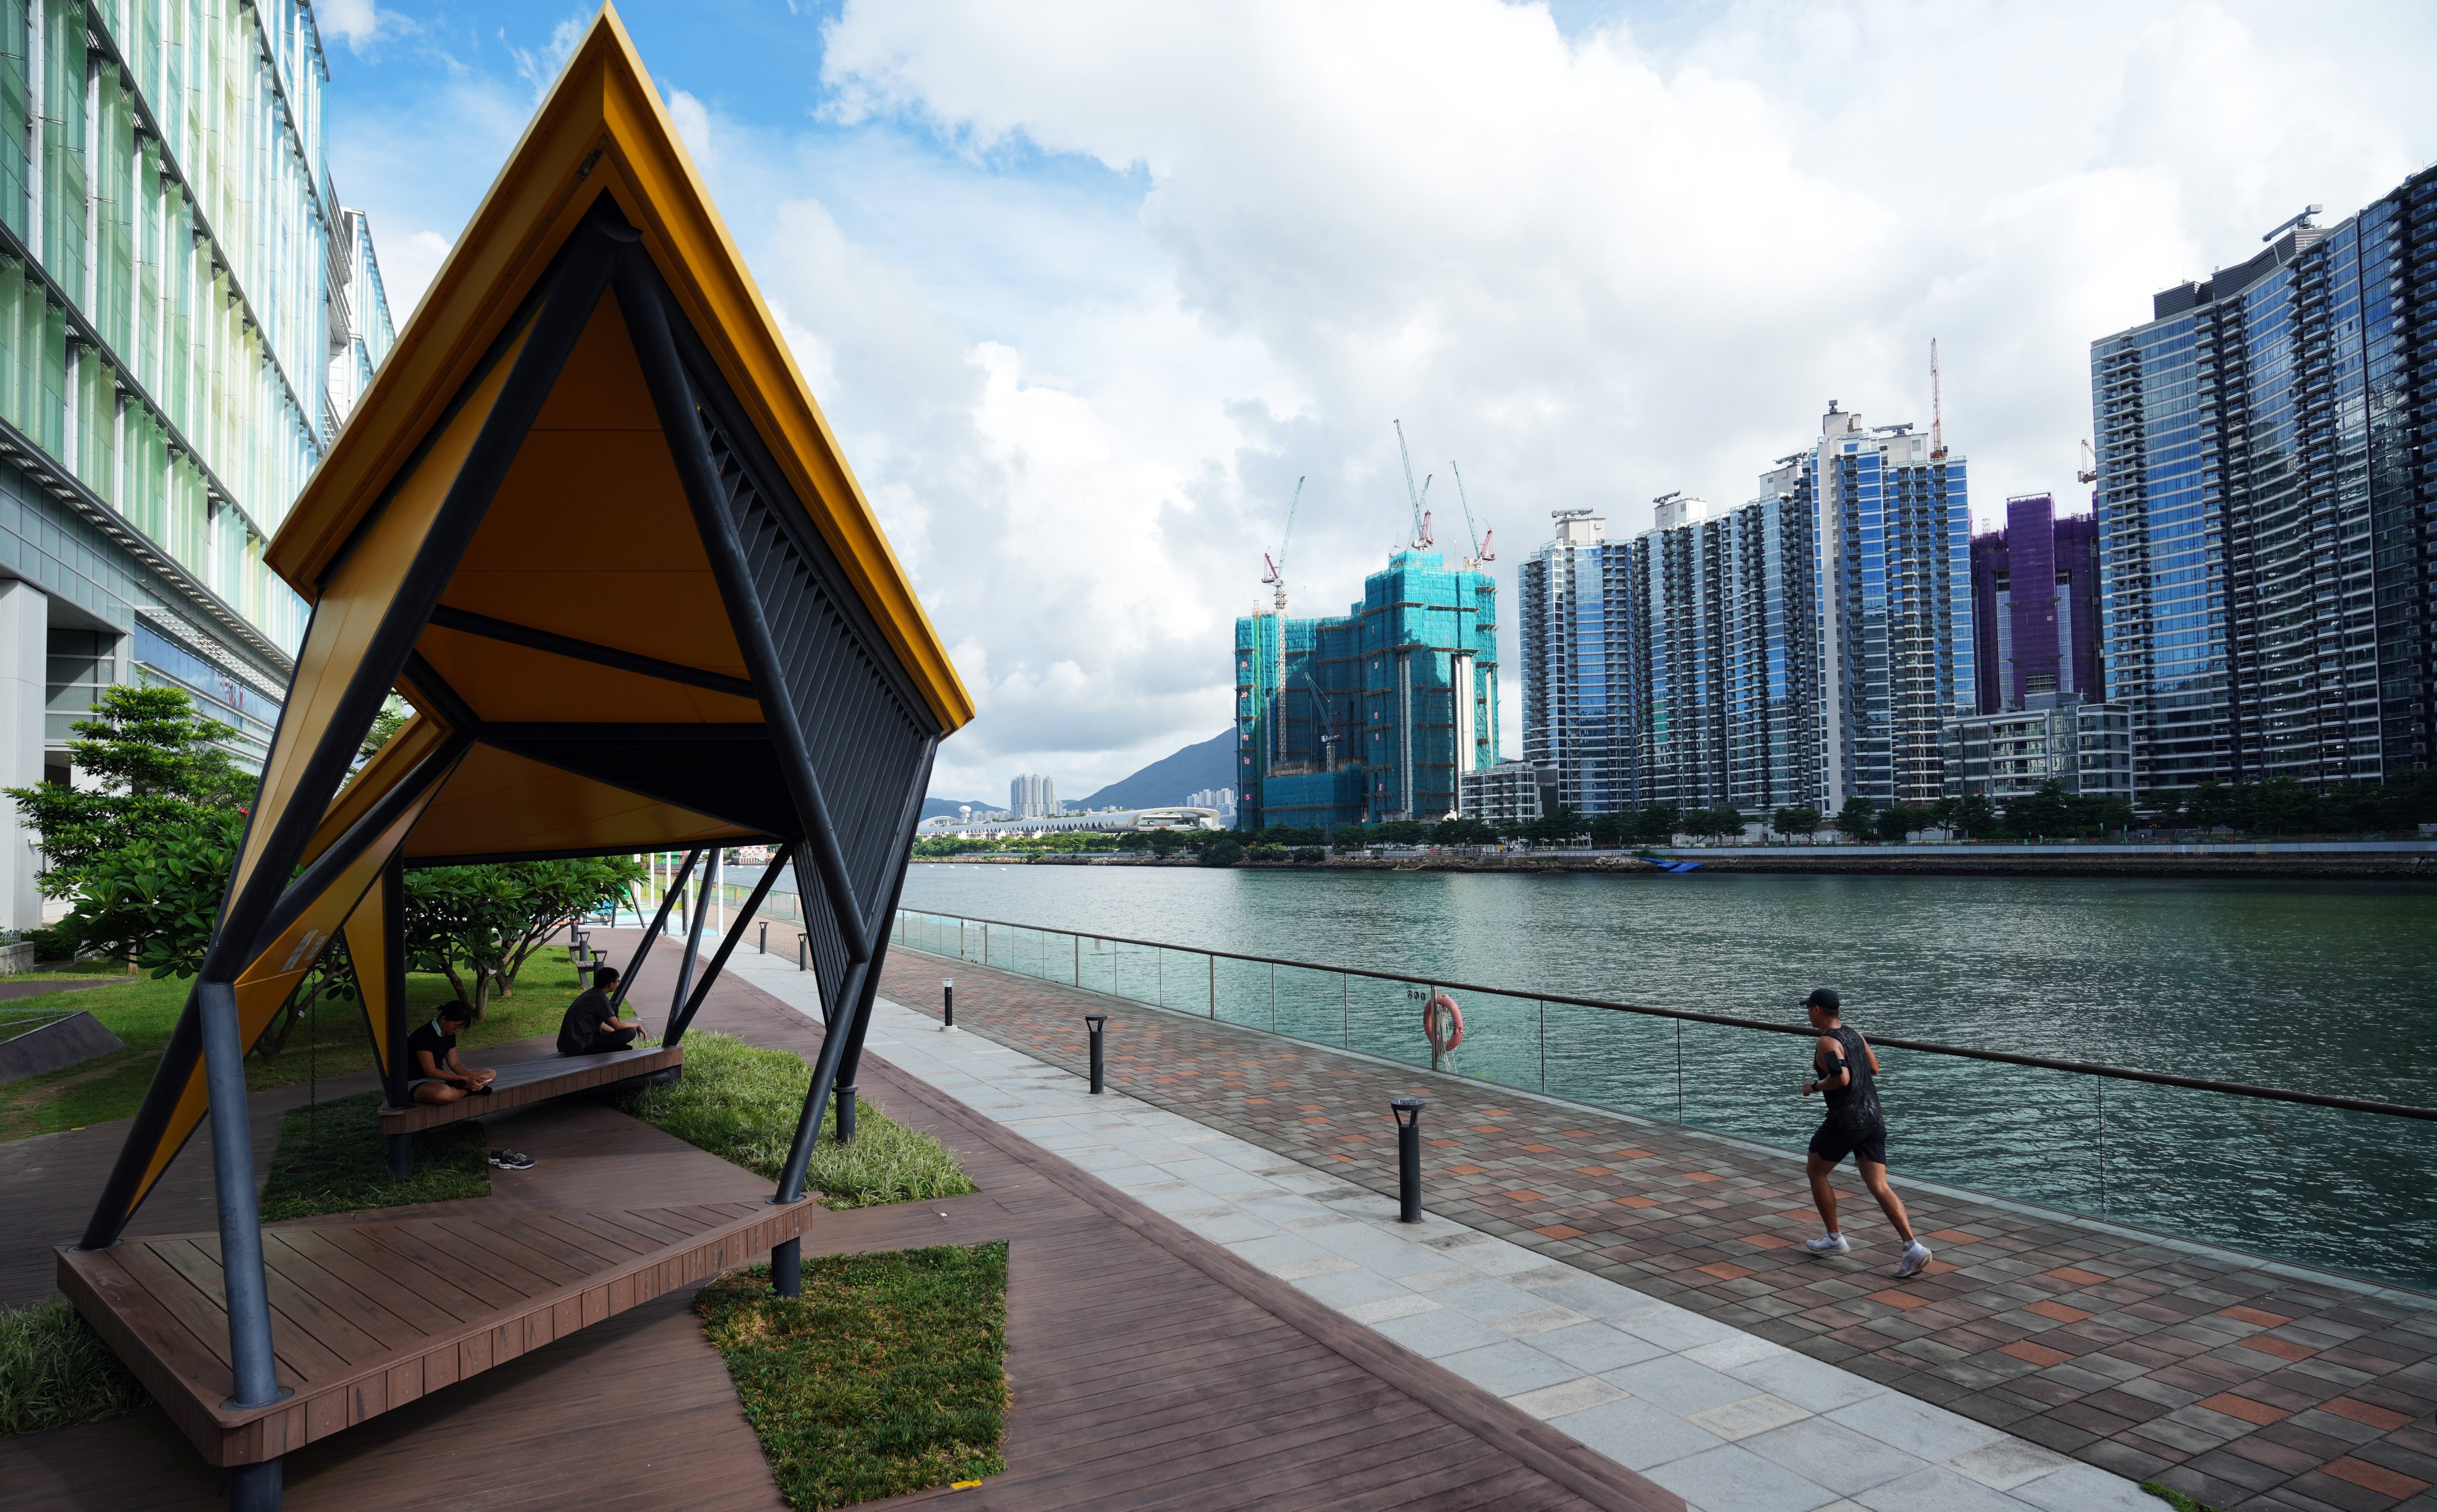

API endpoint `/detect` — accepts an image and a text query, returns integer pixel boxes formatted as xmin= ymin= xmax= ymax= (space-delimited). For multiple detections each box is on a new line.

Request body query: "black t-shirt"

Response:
xmin=407 ymin=1021 xmax=459 ymax=1081
xmin=1816 ymin=1024 xmax=1884 ymax=1131
xmin=558 ymin=990 xmax=617 ymax=1054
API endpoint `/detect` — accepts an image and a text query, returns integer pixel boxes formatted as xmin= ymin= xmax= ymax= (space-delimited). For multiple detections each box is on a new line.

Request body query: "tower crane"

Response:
xmin=1393 ymin=420 xmax=1435 ymax=549
xmin=2076 ymin=438 xmax=2097 ymax=485
xmin=1929 ymin=338 xmax=1947 ymax=463
xmin=1259 ymin=476 xmax=1305 ymax=770
xmin=1450 ymin=460 xmax=1495 ymax=568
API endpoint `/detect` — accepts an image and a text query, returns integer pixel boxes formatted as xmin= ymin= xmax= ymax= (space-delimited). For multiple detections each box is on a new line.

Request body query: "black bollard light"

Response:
xmin=759 ymin=923 xmax=768 ymax=955
xmin=942 ymin=978 xmax=957 ymax=1031
xmin=1392 ymin=1099 xmax=1426 ymax=1222
xmin=1086 ymin=1014 xmax=1108 ymax=1094
xmin=837 ymin=1084 xmax=858 ymax=1144
xmin=798 ymin=933 xmax=808 ymax=971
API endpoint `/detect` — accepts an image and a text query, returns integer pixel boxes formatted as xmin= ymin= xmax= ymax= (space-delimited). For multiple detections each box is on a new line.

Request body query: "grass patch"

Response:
xmin=0 ymin=949 xmax=594 ymax=1143
xmin=698 ymin=1245 xmax=1007 ymax=1509
xmin=256 ymin=1091 xmax=490 ymax=1222
xmin=2142 ymin=1482 xmax=2220 ymax=1512
xmin=616 ymin=1032 xmax=977 ymax=1209
xmin=1 ymin=1294 xmax=148 ymax=1436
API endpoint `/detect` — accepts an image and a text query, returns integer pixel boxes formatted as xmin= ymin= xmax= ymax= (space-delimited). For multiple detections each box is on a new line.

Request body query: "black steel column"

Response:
xmin=666 ymin=843 xmax=794 ymax=1045
xmin=665 ymin=848 xmax=718 ymax=1038
xmin=614 ymin=848 xmax=696 ymax=1014
xmin=383 ymin=850 xmax=413 ymax=1181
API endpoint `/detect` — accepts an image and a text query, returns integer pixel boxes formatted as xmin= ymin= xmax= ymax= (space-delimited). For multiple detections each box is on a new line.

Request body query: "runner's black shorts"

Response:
xmin=1809 ymin=1118 xmax=1888 ymax=1167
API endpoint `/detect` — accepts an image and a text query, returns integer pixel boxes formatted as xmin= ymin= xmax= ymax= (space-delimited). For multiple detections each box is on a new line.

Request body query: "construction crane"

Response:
xmin=2076 ymin=438 xmax=2098 ymax=485
xmin=1449 ymin=460 xmax=1495 ymax=567
xmin=1393 ymin=420 xmax=1434 ymax=550
xmin=1260 ymin=476 xmax=1305 ymax=770
xmin=1929 ymin=338 xmax=1947 ymax=463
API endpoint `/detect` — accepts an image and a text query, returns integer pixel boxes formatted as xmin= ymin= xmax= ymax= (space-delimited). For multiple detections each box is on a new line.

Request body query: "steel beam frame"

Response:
xmin=666 ymin=843 xmax=795 ymax=1046
xmin=614 ymin=848 xmax=697 ymax=1013
xmin=668 ymin=848 xmax=718 ymax=1038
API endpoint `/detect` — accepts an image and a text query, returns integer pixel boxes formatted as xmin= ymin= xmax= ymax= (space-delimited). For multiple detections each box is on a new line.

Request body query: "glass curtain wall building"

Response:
xmin=1517 ymin=510 xmax=1637 ymax=815
xmin=1236 ymin=549 xmax=1498 ymax=829
xmin=2092 ymin=172 xmax=2437 ymax=792
xmin=0 ymin=0 xmax=388 ymax=927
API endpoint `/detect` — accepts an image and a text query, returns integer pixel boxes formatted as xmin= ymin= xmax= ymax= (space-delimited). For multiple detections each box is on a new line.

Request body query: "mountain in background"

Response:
xmin=1076 ymin=729 xmax=1235 ymax=811
xmin=922 ymin=796 xmax=996 ymax=820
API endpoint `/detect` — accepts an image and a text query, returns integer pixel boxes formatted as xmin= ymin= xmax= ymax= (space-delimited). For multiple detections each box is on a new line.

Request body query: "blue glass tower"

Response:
xmin=2092 ymin=170 xmax=2437 ymax=791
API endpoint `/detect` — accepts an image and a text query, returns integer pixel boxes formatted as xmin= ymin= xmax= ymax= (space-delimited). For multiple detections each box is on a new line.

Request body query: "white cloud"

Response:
xmin=328 ymin=0 xmax=2437 ymax=801
xmin=506 ymin=14 xmax=588 ymax=102
xmin=316 ymin=0 xmax=409 ymax=55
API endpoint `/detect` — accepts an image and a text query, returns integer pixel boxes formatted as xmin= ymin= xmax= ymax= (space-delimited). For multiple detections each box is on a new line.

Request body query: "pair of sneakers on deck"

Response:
xmin=487 ymin=1148 xmax=535 ymax=1171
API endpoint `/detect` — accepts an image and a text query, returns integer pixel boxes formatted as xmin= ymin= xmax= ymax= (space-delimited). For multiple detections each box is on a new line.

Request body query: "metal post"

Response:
xmin=383 ymin=851 xmax=412 ymax=1181
xmin=798 ymin=933 xmax=808 ymax=971
xmin=196 ymin=981 xmax=284 ymax=1416
xmin=615 ymin=848 xmax=697 ymax=1014
xmin=1085 ymin=1014 xmax=1108 ymax=1093
xmin=759 ymin=922 xmax=767 ymax=955
xmin=942 ymin=979 xmax=956 ymax=1031
xmin=668 ymin=849 xmax=718 ymax=1033
xmin=772 ymin=1237 xmax=801 ymax=1298
xmin=982 ymin=923 xmax=989 ymax=967
xmin=1342 ymin=973 xmax=1349 ymax=1047
xmin=1209 ymin=953 xmax=1216 ymax=1018
xmin=1073 ymin=932 xmax=1079 ymax=985
xmin=1539 ymin=998 xmax=1547 ymax=1091
xmin=228 ymin=1460 xmax=283 ymax=1511
xmin=837 ymin=1084 xmax=858 ymax=1145
xmin=1393 ymin=1099 xmax=1426 ymax=1222
xmin=1270 ymin=960 xmax=1277 ymax=1031
xmin=1675 ymin=1018 xmax=1684 ymax=1121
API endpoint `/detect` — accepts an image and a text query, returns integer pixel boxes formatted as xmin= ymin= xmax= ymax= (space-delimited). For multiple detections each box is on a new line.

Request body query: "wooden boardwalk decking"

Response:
xmin=2 ymin=937 xmax=1685 ymax=1510
xmin=59 ymin=1197 xmax=817 ymax=1467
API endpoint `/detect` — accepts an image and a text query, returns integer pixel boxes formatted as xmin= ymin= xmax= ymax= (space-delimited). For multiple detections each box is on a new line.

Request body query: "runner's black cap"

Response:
xmin=1803 ymin=987 xmax=1840 ymax=1013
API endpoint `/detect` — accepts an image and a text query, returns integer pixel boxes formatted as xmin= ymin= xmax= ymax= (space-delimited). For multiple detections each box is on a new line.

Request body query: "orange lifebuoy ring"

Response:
xmin=1423 ymin=992 xmax=1464 ymax=1053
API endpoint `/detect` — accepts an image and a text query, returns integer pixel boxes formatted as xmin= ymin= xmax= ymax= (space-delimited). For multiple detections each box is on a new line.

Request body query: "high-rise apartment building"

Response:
xmin=1008 ymin=773 xmax=1057 ymax=818
xmin=2091 ymin=172 xmax=2437 ymax=791
xmin=1516 ymin=510 xmax=1635 ymax=815
xmin=0 ymin=1 xmax=391 ymax=927
xmin=1236 ymin=549 xmax=1497 ymax=829
xmin=1971 ymin=494 xmax=2101 ymax=713
xmin=1517 ymin=403 xmax=1969 ymax=814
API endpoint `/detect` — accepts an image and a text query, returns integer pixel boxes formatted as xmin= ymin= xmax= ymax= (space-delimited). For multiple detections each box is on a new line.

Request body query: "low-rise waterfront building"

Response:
xmin=1942 ymin=692 xmax=2134 ymax=802
xmin=1458 ymin=760 xmax=1552 ymax=828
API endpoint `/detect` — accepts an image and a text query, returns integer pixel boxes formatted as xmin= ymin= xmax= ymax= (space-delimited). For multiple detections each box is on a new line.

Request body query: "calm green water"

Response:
xmin=899 ymin=864 xmax=2437 ymax=1290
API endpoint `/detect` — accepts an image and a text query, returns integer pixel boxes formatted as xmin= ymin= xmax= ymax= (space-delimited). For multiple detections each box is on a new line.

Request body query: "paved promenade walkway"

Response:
xmin=855 ymin=946 xmax=2437 ymax=1512
xmin=723 ymin=946 xmax=2149 ymax=1512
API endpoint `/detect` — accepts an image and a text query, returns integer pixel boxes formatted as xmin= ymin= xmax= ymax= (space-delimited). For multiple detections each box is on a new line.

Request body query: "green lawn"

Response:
xmin=0 ymin=948 xmax=594 ymax=1143
xmin=616 ymin=1032 xmax=978 ymax=1209
xmin=256 ymin=1090 xmax=490 ymax=1222
xmin=0 ymin=1295 xmax=147 ymax=1437
xmin=698 ymin=1246 xmax=1008 ymax=1509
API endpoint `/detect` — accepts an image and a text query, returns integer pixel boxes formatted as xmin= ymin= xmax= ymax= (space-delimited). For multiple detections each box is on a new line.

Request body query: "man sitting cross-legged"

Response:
xmin=408 ymin=1000 xmax=497 ymax=1103
xmin=557 ymin=965 xmax=647 ymax=1056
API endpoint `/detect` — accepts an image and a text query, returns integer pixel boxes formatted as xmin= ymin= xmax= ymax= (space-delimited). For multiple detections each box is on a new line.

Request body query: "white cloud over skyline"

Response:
xmin=330 ymin=0 xmax=2436 ymax=803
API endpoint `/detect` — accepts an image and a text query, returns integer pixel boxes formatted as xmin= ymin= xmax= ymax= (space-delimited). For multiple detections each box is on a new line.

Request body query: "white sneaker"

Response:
xmin=1805 ymin=1232 xmax=1851 ymax=1254
xmin=1893 ymin=1241 xmax=1932 ymax=1278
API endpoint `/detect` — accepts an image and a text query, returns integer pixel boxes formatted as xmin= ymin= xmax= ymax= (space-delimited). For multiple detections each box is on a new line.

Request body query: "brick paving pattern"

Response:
xmin=877 ymin=951 xmax=2437 ymax=1512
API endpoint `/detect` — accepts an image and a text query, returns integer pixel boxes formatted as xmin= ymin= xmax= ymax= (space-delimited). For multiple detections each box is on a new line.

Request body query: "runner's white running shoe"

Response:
xmin=1893 ymin=1241 xmax=1933 ymax=1278
xmin=1805 ymin=1232 xmax=1851 ymax=1254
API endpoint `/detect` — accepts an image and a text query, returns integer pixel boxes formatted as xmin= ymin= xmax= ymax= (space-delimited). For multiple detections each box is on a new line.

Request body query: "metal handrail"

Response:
xmin=898 ymin=906 xmax=2437 ymax=1123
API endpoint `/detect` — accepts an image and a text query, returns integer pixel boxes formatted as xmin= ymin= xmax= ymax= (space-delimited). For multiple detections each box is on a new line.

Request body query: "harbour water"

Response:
xmin=898 ymin=864 xmax=2437 ymax=1290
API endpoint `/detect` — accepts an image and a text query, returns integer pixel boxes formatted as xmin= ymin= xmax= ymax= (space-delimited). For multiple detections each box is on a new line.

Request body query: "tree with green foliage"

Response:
xmin=1874 ymin=803 xmax=1928 ymax=843
xmin=1246 ymin=842 xmax=1289 ymax=862
xmin=2003 ymin=782 xmax=2072 ymax=839
xmin=5 ymin=684 xmax=253 ymax=898
xmin=1771 ymin=807 xmax=1822 ymax=842
xmin=406 ymin=858 xmax=644 ymax=1018
xmin=1834 ymin=796 xmax=1878 ymax=842
xmin=1198 ymin=839 xmax=1245 ymax=868
xmin=358 ymin=694 xmax=412 ymax=763
xmin=1950 ymin=793 xmax=1997 ymax=838
xmin=1290 ymin=846 xmax=1325 ymax=864
xmin=1431 ymin=816 xmax=1498 ymax=846
xmin=1588 ymin=812 xmax=1628 ymax=849
xmin=1629 ymin=803 xmax=1680 ymax=846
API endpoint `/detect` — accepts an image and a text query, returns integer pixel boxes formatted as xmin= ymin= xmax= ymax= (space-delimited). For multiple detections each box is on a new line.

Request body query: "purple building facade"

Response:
xmin=1971 ymin=494 xmax=2101 ymax=714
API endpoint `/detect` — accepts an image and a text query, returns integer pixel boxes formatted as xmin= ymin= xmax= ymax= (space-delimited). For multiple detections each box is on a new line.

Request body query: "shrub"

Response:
xmin=1198 ymin=839 xmax=1246 ymax=867
xmin=1290 ymin=846 xmax=1325 ymax=865
xmin=1245 ymin=843 xmax=1289 ymax=862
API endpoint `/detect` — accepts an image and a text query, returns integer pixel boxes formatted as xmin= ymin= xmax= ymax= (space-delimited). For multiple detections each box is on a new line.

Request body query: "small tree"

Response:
xmin=1834 ymin=796 xmax=1878 ymax=842
xmin=406 ymin=858 xmax=643 ymax=1017
xmin=1950 ymin=793 xmax=1997 ymax=837
xmin=1771 ymin=807 xmax=1821 ymax=842
xmin=1630 ymin=803 xmax=1680 ymax=846
xmin=1874 ymin=803 xmax=1927 ymax=844
xmin=1199 ymin=838 xmax=1245 ymax=868
xmin=6 ymin=684 xmax=252 ymax=898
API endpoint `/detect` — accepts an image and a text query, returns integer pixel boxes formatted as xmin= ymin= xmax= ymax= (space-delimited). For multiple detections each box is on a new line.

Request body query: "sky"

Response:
xmin=318 ymin=0 xmax=2437 ymax=805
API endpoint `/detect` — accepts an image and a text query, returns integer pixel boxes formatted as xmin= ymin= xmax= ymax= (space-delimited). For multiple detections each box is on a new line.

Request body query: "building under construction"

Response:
xmin=1236 ymin=549 xmax=1499 ymax=830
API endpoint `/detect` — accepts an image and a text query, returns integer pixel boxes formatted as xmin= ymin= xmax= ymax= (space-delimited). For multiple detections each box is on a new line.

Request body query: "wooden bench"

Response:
xmin=59 ymin=1197 xmax=817 ymax=1467
xmin=381 ymin=1046 xmax=682 ymax=1160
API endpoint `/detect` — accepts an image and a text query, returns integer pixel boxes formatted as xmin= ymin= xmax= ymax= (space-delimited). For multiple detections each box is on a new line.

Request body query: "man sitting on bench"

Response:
xmin=409 ymin=1001 xmax=498 ymax=1103
xmin=558 ymin=965 xmax=647 ymax=1056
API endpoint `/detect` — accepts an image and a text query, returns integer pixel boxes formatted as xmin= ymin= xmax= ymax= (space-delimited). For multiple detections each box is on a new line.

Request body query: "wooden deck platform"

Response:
xmin=58 ymin=1196 xmax=815 ymax=1467
xmin=377 ymin=1043 xmax=680 ymax=1135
